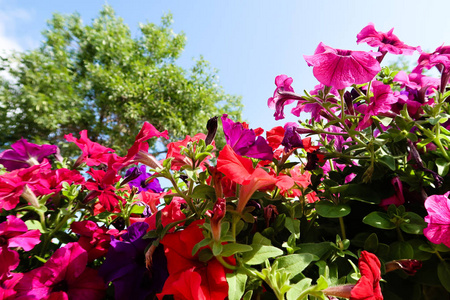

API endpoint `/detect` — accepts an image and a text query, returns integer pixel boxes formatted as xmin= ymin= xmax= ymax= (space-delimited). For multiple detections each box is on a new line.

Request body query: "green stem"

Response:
xmin=216 ymin=255 xmax=237 ymax=270
xmin=339 ymin=217 xmax=347 ymax=240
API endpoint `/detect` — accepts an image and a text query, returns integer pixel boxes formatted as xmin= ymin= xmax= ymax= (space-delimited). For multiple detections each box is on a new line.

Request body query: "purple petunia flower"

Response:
xmin=221 ymin=114 xmax=273 ymax=160
xmin=99 ymin=222 xmax=168 ymax=300
xmin=124 ymin=165 xmax=163 ymax=193
xmin=0 ymin=138 xmax=60 ymax=171
xmin=267 ymin=75 xmax=304 ymax=120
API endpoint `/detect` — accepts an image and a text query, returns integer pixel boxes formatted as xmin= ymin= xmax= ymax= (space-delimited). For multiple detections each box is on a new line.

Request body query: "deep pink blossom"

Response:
xmin=71 ymin=221 xmax=113 ymax=262
xmin=304 ymin=43 xmax=381 ymax=89
xmin=0 ymin=215 xmax=41 ymax=280
xmin=379 ymin=177 xmax=405 ymax=209
xmin=65 ymin=130 xmax=115 ymax=167
xmin=267 ymin=75 xmax=303 ymax=120
xmin=394 ymin=71 xmax=439 ymax=107
xmin=357 ymin=23 xmax=419 ymax=55
xmin=14 ymin=242 xmax=106 ymax=300
xmin=414 ymin=45 xmax=450 ymax=93
xmin=0 ymin=138 xmax=60 ymax=171
xmin=356 ymin=81 xmax=398 ymax=129
xmin=424 ymin=192 xmax=450 ymax=247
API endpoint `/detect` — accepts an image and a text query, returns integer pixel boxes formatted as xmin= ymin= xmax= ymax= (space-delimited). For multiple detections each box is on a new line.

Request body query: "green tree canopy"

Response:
xmin=0 ymin=6 xmax=242 ymax=155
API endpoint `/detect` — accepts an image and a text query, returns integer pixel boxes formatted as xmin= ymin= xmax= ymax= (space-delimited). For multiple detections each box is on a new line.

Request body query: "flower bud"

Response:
xmin=385 ymin=259 xmax=422 ymax=275
xmin=210 ymin=198 xmax=226 ymax=241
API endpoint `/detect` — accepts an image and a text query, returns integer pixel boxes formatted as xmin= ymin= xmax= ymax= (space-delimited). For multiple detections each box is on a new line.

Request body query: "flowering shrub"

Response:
xmin=1 ymin=23 xmax=450 ymax=300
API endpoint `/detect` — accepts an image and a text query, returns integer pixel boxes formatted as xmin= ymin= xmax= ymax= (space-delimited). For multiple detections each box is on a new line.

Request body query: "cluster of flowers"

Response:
xmin=1 ymin=23 xmax=450 ymax=299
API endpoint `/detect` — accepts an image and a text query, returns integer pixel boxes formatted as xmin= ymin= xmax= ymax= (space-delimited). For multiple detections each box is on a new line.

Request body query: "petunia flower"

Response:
xmin=0 ymin=138 xmax=60 ymax=171
xmin=0 ymin=215 xmax=41 ymax=280
xmin=304 ymin=42 xmax=381 ymax=90
xmin=84 ymin=169 xmax=123 ymax=212
xmin=124 ymin=165 xmax=163 ymax=193
xmin=414 ymin=45 xmax=450 ymax=93
xmin=379 ymin=177 xmax=405 ymax=209
xmin=322 ymin=251 xmax=383 ymax=300
xmin=423 ymin=192 xmax=450 ymax=248
xmin=267 ymin=75 xmax=304 ymax=120
xmin=357 ymin=23 xmax=419 ymax=61
xmin=350 ymin=251 xmax=383 ymax=300
xmin=356 ymin=81 xmax=398 ymax=130
xmin=166 ymin=133 xmax=212 ymax=171
xmin=65 ymin=130 xmax=115 ymax=167
xmin=70 ymin=220 xmax=113 ymax=262
xmin=99 ymin=222 xmax=168 ymax=300
xmin=158 ymin=219 xmax=232 ymax=300
xmin=14 ymin=242 xmax=106 ymax=300
xmin=221 ymin=114 xmax=273 ymax=160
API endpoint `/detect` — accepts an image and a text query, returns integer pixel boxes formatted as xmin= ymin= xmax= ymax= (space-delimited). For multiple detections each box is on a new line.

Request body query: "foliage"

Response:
xmin=0 ymin=5 xmax=242 ymax=155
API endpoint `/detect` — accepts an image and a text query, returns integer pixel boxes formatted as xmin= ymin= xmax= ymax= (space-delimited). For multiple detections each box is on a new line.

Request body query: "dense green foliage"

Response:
xmin=0 ymin=6 xmax=242 ymax=155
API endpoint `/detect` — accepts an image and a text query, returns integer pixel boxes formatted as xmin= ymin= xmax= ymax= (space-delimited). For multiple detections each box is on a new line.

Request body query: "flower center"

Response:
xmin=0 ymin=236 xmax=7 ymax=246
xmin=336 ymin=49 xmax=352 ymax=56
xmin=52 ymin=279 xmax=69 ymax=293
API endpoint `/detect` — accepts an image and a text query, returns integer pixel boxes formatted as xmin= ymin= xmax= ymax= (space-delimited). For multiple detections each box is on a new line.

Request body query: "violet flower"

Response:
xmin=281 ymin=123 xmax=304 ymax=151
xmin=221 ymin=114 xmax=273 ymax=160
xmin=267 ymin=75 xmax=304 ymax=120
xmin=0 ymin=138 xmax=60 ymax=171
xmin=99 ymin=222 xmax=168 ymax=300
xmin=124 ymin=165 xmax=162 ymax=193
xmin=304 ymin=42 xmax=381 ymax=90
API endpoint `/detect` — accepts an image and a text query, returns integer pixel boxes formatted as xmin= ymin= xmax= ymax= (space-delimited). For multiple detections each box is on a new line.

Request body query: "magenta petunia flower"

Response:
xmin=84 ymin=169 xmax=123 ymax=212
xmin=65 ymin=130 xmax=115 ymax=167
xmin=0 ymin=138 xmax=60 ymax=171
xmin=0 ymin=215 xmax=41 ymax=280
xmin=303 ymin=42 xmax=381 ymax=89
xmin=357 ymin=23 xmax=419 ymax=55
xmin=356 ymin=80 xmax=398 ymax=129
xmin=423 ymin=192 xmax=450 ymax=248
xmin=15 ymin=242 xmax=106 ymax=300
xmin=221 ymin=114 xmax=273 ymax=160
xmin=267 ymin=75 xmax=304 ymax=120
xmin=414 ymin=45 xmax=450 ymax=93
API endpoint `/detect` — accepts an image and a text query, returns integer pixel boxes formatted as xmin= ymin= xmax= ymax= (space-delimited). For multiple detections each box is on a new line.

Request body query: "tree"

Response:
xmin=0 ymin=6 xmax=242 ymax=155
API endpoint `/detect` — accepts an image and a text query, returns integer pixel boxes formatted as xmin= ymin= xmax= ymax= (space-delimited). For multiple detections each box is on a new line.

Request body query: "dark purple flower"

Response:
xmin=0 ymin=138 xmax=60 ymax=171
xmin=281 ymin=123 xmax=304 ymax=151
xmin=99 ymin=222 xmax=168 ymax=300
xmin=221 ymin=114 xmax=273 ymax=160
xmin=124 ymin=165 xmax=162 ymax=193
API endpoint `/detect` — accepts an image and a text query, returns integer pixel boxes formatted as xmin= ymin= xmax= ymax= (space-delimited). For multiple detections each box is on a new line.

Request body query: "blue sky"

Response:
xmin=1 ymin=0 xmax=450 ymax=132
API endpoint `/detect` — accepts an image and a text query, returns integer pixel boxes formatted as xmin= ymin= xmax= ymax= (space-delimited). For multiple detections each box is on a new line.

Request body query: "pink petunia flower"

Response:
xmin=357 ymin=23 xmax=419 ymax=57
xmin=267 ymin=75 xmax=304 ymax=120
xmin=304 ymin=42 xmax=381 ymax=90
xmin=14 ymin=242 xmax=106 ymax=300
xmin=423 ymin=192 xmax=450 ymax=248
xmin=0 ymin=215 xmax=41 ymax=280
xmin=65 ymin=130 xmax=115 ymax=167
xmin=414 ymin=45 xmax=450 ymax=93
xmin=356 ymin=81 xmax=398 ymax=130
xmin=70 ymin=221 xmax=113 ymax=262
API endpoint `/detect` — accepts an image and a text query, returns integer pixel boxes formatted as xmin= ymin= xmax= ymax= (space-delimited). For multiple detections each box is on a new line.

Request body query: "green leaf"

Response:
xmin=297 ymin=242 xmax=332 ymax=260
xmin=400 ymin=212 xmax=427 ymax=235
xmin=242 ymin=245 xmax=284 ymax=265
xmin=129 ymin=204 xmax=145 ymax=215
xmin=285 ymin=217 xmax=300 ymax=238
xmin=226 ymin=269 xmax=248 ymax=300
xmin=389 ymin=241 xmax=414 ymax=259
xmin=378 ymin=155 xmax=396 ymax=171
xmin=220 ymin=243 xmax=253 ymax=257
xmin=438 ymin=261 xmax=450 ymax=292
xmin=286 ymin=278 xmax=312 ymax=300
xmin=242 ymin=290 xmax=253 ymax=300
xmin=363 ymin=212 xmax=396 ymax=229
xmin=25 ymin=219 xmax=45 ymax=233
xmin=435 ymin=158 xmax=450 ymax=176
xmin=252 ymin=232 xmax=272 ymax=246
xmin=275 ymin=254 xmax=315 ymax=278
xmin=190 ymin=184 xmax=216 ymax=200
xmin=212 ymin=242 xmax=223 ymax=256
xmin=315 ymin=201 xmax=351 ymax=218
xmin=364 ymin=233 xmax=379 ymax=253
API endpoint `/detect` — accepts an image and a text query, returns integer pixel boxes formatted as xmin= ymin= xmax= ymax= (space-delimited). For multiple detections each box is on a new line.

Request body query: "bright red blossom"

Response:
xmin=158 ymin=220 xmax=233 ymax=300
xmin=350 ymin=251 xmax=383 ymax=300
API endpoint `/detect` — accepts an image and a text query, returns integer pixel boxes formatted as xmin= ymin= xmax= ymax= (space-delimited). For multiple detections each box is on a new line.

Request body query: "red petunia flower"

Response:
xmin=70 ymin=220 xmax=113 ymax=262
xmin=84 ymin=169 xmax=123 ymax=212
xmin=158 ymin=220 xmax=232 ymax=300
xmin=350 ymin=251 xmax=383 ymax=300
